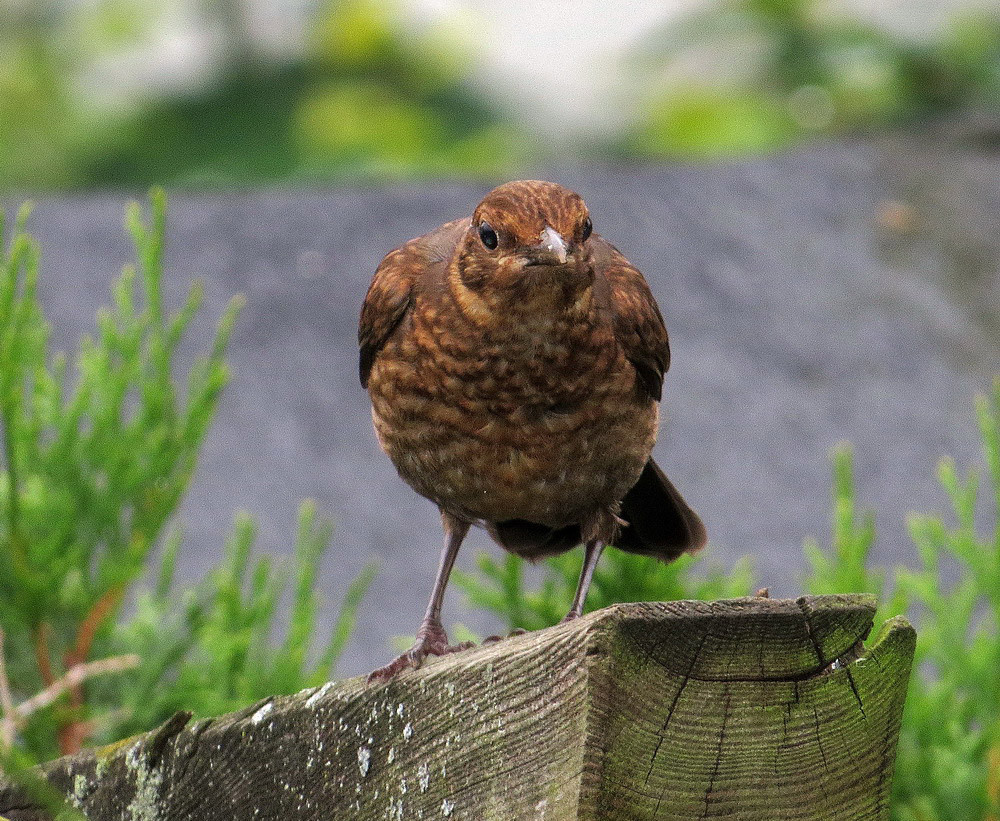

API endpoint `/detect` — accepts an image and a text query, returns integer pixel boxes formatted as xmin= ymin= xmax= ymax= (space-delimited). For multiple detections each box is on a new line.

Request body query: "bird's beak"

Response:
xmin=523 ymin=225 xmax=569 ymax=266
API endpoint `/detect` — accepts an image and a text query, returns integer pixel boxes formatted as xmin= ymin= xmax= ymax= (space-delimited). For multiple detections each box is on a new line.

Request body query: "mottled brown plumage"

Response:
xmin=361 ymin=180 xmax=706 ymax=681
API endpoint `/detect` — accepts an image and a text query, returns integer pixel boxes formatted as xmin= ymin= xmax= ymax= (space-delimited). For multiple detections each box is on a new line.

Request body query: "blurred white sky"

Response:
xmin=404 ymin=0 xmax=701 ymax=137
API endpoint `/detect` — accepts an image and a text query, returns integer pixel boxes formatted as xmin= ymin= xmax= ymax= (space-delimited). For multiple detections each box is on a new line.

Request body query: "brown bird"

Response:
xmin=360 ymin=180 xmax=706 ymax=682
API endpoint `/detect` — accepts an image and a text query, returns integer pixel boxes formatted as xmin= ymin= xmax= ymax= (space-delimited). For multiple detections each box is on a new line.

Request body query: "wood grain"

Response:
xmin=0 ymin=596 xmax=915 ymax=821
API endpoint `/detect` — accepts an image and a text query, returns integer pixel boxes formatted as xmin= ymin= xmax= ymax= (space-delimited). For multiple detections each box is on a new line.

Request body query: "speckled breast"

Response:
xmin=366 ymin=285 xmax=658 ymax=527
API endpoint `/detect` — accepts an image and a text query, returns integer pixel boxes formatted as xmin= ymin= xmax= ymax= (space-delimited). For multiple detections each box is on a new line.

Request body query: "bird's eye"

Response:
xmin=478 ymin=222 xmax=499 ymax=250
xmin=581 ymin=217 xmax=593 ymax=242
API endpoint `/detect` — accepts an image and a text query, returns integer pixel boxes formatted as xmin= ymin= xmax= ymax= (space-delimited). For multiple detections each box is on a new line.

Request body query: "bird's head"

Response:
xmin=453 ymin=180 xmax=595 ymax=300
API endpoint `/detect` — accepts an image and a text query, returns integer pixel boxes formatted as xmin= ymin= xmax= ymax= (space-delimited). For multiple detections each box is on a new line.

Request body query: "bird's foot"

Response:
xmin=482 ymin=628 xmax=527 ymax=645
xmin=559 ymin=611 xmax=582 ymax=625
xmin=367 ymin=621 xmax=474 ymax=684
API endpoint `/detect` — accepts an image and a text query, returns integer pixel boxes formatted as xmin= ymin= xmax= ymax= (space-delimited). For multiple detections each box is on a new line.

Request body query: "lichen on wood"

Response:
xmin=0 ymin=596 xmax=915 ymax=821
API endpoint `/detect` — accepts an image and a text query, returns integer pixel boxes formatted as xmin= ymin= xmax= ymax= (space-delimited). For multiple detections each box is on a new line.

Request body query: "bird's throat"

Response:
xmin=447 ymin=260 xmax=594 ymax=329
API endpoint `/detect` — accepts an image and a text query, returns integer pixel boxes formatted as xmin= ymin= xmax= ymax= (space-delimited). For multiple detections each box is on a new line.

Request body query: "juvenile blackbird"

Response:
xmin=360 ymin=180 xmax=706 ymax=682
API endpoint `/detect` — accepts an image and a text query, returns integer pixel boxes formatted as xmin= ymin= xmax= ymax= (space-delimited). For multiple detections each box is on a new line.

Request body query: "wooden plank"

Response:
xmin=0 ymin=596 xmax=915 ymax=820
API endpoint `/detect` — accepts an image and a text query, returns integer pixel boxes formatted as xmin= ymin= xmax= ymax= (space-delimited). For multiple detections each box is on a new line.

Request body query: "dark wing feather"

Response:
xmin=590 ymin=236 xmax=670 ymax=401
xmin=615 ymin=458 xmax=707 ymax=559
xmin=359 ymin=249 xmax=413 ymax=388
xmin=358 ymin=218 xmax=467 ymax=388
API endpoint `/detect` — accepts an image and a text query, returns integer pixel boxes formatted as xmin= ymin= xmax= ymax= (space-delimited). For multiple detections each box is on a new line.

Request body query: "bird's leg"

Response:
xmin=368 ymin=515 xmax=474 ymax=683
xmin=561 ymin=539 xmax=605 ymax=623
xmin=410 ymin=516 xmax=474 ymax=653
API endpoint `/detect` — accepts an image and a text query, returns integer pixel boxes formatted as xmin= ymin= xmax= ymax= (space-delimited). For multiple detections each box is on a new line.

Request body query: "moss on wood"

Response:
xmin=0 ymin=596 xmax=914 ymax=820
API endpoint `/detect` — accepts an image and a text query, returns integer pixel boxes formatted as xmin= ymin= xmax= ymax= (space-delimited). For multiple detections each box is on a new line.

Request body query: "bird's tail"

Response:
xmin=614 ymin=458 xmax=707 ymax=561
xmin=488 ymin=458 xmax=706 ymax=562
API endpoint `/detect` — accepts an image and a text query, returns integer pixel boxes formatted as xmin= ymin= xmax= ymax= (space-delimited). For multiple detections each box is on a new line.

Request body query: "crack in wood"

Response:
xmin=812 ymin=706 xmax=830 ymax=772
xmin=173 ymin=718 xmax=215 ymax=785
xmin=619 ymin=603 xmax=873 ymax=683
xmin=697 ymin=690 xmax=731 ymax=821
xmin=796 ymin=597 xmax=828 ymax=668
xmin=143 ymin=710 xmax=192 ymax=769
xmin=642 ymin=630 xmax=709 ymax=789
xmin=844 ymin=668 xmax=868 ymax=722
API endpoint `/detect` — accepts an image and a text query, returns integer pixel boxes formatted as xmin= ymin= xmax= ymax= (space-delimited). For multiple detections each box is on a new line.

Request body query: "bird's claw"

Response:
xmin=367 ymin=625 xmax=475 ymax=684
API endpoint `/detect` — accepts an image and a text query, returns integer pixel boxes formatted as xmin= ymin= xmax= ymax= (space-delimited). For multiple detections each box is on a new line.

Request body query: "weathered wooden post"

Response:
xmin=0 ymin=595 xmax=914 ymax=820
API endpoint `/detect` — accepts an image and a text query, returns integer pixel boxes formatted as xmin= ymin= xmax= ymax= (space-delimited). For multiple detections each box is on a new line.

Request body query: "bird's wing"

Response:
xmin=591 ymin=236 xmax=671 ymax=401
xmin=358 ymin=218 xmax=467 ymax=388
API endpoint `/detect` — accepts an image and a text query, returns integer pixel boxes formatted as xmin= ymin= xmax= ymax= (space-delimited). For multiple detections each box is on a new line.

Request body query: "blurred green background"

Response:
xmin=2 ymin=3 xmax=1000 ymax=817
xmin=2 ymin=0 xmax=998 ymax=192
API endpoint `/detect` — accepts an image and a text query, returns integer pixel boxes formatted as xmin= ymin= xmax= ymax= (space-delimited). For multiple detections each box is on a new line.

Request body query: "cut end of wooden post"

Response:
xmin=0 ymin=596 xmax=915 ymax=821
